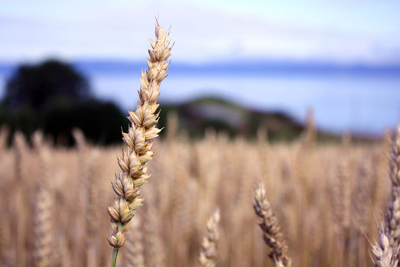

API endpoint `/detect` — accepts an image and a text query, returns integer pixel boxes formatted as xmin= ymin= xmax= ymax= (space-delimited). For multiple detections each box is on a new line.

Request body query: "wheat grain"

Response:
xmin=107 ymin=19 xmax=173 ymax=266
xmin=199 ymin=208 xmax=221 ymax=267
xmin=372 ymin=224 xmax=399 ymax=267
xmin=253 ymin=183 xmax=292 ymax=267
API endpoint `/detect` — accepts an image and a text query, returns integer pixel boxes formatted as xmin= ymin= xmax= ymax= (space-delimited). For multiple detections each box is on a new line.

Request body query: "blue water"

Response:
xmin=1 ymin=71 xmax=400 ymax=135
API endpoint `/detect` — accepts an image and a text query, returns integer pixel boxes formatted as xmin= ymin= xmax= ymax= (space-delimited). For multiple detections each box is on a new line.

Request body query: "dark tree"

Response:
xmin=42 ymin=99 xmax=128 ymax=146
xmin=4 ymin=59 xmax=90 ymax=111
xmin=1 ymin=59 xmax=129 ymax=146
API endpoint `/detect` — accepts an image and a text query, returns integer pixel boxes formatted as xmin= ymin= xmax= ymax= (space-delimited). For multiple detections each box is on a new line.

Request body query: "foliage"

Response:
xmin=0 ymin=59 xmax=127 ymax=145
xmin=42 ymin=99 xmax=128 ymax=146
xmin=4 ymin=59 xmax=90 ymax=112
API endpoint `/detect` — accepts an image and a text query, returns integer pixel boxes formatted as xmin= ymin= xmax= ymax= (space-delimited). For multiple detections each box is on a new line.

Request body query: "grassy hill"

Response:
xmin=157 ymin=97 xmax=381 ymax=143
xmin=158 ymin=96 xmax=305 ymax=141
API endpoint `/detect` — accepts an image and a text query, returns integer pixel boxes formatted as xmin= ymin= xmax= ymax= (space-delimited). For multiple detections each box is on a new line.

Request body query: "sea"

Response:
xmin=1 ymin=62 xmax=399 ymax=136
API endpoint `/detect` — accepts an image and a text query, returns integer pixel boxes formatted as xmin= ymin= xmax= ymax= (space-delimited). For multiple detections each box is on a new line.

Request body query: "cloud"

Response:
xmin=1 ymin=0 xmax=399 ymax=64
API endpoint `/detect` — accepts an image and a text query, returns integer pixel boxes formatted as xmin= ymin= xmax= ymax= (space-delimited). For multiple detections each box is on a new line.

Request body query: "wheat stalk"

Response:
xmin=253 ymin=183 xmax=292 ymax=267
xmin=31 ymin=131 xmax=55 ymax=266
xmin=71 ymin=128 xmax=89 ymax=265
xmin=385 ymin=124 xmax=400 ymax=251
xmin=199 ymin=208 xmax=221 ymax=267
xmin=0 ymin=213 xmax=15 ymax=266
xmin=143 ymin=188 xmax=166 ymax=267
xmin=123 ymin=215 xmax=145 ymax=267
xmin=86 ymin=149 xmax=100 ymax=267
xmin=13 ymin=132 xmax=27 ymax=267
xmin=33 ymin=184 xmax=53 ymax=267
xmin=300 ymin=108 xmax=316 ymax=148
xmin=107 ymin=19 xmax=173 ymax=267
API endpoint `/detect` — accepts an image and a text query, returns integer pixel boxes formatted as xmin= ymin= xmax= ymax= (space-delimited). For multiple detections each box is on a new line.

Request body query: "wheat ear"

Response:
xmin=385 ymin=124 xmax=400 ymax=250
xmin=372 ymin=224 xmax=399 ymax=267
xmin=107 ymin=19 xmax=172 ymax=267
xmin=123 ymin=215 xmax=145 ymax=267
xmin=253 ymin=183 xmax=292 ymax=267
xmin=33 ymin=184 xmax=53 ymax=267
xmin=143 ymin=188 xmax=166 ymax=266
xmin=199 ymin=208 xmax=221 ymax=267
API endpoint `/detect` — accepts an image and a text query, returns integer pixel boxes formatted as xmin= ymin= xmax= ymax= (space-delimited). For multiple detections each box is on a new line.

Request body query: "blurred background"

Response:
xmin=2 ymin=2 xmax=400 ymax=266
xmin=1 ymin=0 xmax=400 ymax=144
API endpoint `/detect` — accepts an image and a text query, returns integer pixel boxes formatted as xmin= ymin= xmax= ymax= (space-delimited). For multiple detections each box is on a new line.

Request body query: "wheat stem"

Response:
xmin=111 ymin=248 xmax=119 ymax=267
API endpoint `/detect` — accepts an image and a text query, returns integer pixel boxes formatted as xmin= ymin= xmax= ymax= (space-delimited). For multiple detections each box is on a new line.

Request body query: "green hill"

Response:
xmin=158 ymin=97 xmax=305 ymax=141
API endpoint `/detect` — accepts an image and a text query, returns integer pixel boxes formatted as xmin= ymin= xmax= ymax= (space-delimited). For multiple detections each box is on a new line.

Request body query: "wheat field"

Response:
xmin=1 ymin=21 xmax=397 ymax=267
xmin=0 ymin=121 xmax=393 ymax=267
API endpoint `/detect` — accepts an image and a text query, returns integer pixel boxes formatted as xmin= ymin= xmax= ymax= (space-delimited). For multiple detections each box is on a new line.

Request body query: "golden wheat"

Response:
xmin=0 ymin=114 xmax=393 ymax=266
xmin=253 ymin=183 xmax=292 ymax=267
xmin=199 ymin=208 xmax=221 ymax=267
xmin=372 ymin=223 xmax=399 ymax=267
xmin=385 ymin=124 xmax=400 ymax=252
xmin=106 ymin=19 xmax=173 ymax=266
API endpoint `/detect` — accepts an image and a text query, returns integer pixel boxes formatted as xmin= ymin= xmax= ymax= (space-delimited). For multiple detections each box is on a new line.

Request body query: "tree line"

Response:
xmin=0 ymin=59 xmax=129 ymax=146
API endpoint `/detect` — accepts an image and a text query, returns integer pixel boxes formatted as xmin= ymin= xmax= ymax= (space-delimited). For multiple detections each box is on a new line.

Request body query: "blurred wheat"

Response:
xmin=253 ymin=183 xmax=292 ymax=267
xmin=0 ymin=122 xmax=392 ymax=266
xmin=199 ymin=208 xmax=220 ymax=267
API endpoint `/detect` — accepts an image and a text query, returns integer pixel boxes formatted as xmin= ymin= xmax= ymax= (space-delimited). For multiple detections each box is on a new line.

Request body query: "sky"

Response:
xmin=1 ymin=0 xmax=400 ymax=65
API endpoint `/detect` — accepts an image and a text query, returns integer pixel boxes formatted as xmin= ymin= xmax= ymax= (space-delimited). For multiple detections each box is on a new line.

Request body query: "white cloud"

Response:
xmin=1 ymin=0 xmax=399 ymax=64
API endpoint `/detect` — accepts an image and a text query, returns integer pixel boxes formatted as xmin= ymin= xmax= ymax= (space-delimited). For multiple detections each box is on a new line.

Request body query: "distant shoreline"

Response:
xmin=0 ymin=59 xmax=400 ymax=77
